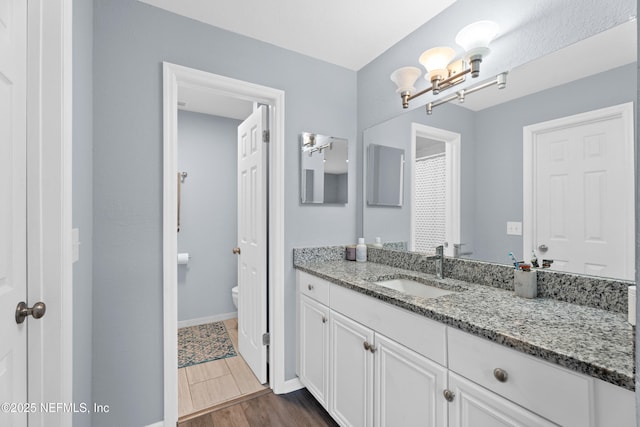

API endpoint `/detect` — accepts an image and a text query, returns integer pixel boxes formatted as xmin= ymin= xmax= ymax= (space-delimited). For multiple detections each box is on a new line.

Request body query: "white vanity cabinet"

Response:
xmin=297 ymin=271 xmax=448 ymax=427
xmin=447 ymin=327 xmax=636 ymax=427
xmin=373 ymin=332 xmax=448 ymax=427
xmin=297 ymin=271 xmax=332 ymax=407
xmin=447 ymin=372 xmax=556 ymax=427
xmin=297 ymin=270 xmax=636 ymax=427
xmin=298 ymin=294 xmax=330 ymax=407
xmin=328 ymin=310 xmax=375 ymax=426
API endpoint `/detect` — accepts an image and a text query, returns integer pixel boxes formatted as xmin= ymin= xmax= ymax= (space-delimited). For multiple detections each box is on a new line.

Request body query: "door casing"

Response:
xmin=162 ymin=62 xmax=291 ymax=425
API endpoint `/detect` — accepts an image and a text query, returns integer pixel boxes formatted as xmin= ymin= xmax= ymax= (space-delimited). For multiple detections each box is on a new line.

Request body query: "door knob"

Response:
xmin=232 ymin=247 xmax=241 ymax=254
xmin=538 ymin=244 xmax=548 ymax=253
xmin=15 ymin=301 xmax=46 ymax=324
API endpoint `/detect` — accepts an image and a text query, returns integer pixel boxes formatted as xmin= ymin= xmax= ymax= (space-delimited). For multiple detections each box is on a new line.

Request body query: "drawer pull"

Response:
xmin=493 ymin=368 xmax=509 ymax=383
xmin=307 ymin=284 xmax=314 ymax=291
xmin=443 ymin=389 xmax=455 ymax=402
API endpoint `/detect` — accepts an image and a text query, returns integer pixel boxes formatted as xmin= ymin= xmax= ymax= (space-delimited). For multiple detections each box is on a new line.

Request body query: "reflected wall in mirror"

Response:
xmin=367 ymin=144 xmax=405 ymax=206
xmin=362 ymin=20 xmax=636 ymax=281
xmin=300 ymin=133 xmax=348 ymax=204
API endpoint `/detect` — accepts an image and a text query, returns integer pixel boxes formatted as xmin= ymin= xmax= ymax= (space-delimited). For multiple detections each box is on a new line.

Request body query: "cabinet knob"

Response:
xmin=322 ymin=316 xmax=327 ymax=323
xmin=363 ymin=341 xmax=376 ymax=353
xmin=443 ymin=389 xmax=455 ymax=402
xmin=493 ymin=368 xmax=509 ymax=383
xmin=308 ymin=284 xmax=314 ymax=291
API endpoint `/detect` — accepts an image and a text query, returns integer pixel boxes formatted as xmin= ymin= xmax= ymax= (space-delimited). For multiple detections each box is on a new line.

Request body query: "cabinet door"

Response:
xmin=330 ymin=311 xmax=375 ymax=427
xmin=299 ymin=294 xmax=330 ymax=408
xmin=448 ymin=373 xmax=557 ymax=427
xmin=374 ymin=333 xmax=448 ymax=427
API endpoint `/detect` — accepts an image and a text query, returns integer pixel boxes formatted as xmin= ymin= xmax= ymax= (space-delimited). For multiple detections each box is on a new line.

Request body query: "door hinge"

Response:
xmin=262 ymin=130 xmax=270 ymax=143
xmin=262 ymin=332 xmax=270 ymax=346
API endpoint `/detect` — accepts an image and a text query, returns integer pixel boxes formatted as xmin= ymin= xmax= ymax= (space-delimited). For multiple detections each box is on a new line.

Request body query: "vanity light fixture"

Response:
xmin=390 ymin=20 xmax=500 ymax=109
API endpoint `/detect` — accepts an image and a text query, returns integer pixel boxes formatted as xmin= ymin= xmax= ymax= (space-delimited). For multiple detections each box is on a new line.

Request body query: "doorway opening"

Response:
xmin=410 ymin=123 xmax=461 ymax=256
xmin=175 ymin=106 xmax=269 ymax=420
xmin=163 ymin=63 xmax=286 ymax=425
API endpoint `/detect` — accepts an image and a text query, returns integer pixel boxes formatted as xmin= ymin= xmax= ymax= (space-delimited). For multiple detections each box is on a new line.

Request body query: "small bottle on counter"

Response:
xmin=371 ymin=237 xmax=383 ymax=249
xmin=356 ymin=238 xmax=367 ymax=262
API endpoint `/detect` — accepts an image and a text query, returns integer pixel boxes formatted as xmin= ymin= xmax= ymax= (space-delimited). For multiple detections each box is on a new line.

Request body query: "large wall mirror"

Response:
xmin=362 ymin=19 xmax=636 ymax=281
xmin=300 ymin=132 xmax=349 ymax=204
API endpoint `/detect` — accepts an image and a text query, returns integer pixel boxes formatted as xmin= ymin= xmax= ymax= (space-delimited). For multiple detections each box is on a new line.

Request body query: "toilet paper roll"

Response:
xmin=177 ymin=253 xmax=190 ymax=265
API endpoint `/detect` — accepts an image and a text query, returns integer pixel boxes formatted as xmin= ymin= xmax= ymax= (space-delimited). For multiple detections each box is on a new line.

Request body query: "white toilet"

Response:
xmin=232 ymin=286 xmax=239 ymax=309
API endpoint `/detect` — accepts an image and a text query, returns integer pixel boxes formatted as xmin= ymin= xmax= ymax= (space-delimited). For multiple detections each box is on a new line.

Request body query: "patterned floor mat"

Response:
xmin=178 ymin=321 xmax=237 ymax=368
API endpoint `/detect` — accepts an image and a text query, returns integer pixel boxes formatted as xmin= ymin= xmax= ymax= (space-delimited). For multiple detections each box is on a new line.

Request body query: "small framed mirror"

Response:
xmin=300 ymin=133 xmax=348 ymax=204
xmin=367 ymin=144 xmax=405 ymax=206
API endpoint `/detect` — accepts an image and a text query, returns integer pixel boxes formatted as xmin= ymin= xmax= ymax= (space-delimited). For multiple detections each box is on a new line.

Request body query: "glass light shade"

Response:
xmin=390 ymin=66 xmax=422 ymax=94
xmin=419 ymin=47 xmax=455 ymax=81
xmin=455 ymin=20 xmax=499 ymax=58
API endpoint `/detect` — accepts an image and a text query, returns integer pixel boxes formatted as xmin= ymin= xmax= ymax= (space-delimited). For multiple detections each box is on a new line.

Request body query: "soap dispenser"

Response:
xmin=356 ymin=238 xmax=367 ymax=262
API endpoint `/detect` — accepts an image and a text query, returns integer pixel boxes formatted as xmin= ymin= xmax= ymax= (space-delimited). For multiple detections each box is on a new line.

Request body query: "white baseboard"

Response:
xmin=177 ymin=311 xmax=238 ymax=328
xmin=145 ymin=421 xmax=164 ymax=427
xmin=274 ymin=377 xmax=304 ymax=394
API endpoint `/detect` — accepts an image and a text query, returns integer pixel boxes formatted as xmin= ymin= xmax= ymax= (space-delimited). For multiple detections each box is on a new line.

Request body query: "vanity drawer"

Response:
xmin=448 ymin=327 xmax=592 ymax=427
xmin=297 ymin=271 xmax=331 ymax=306
xmin=331 ymin=283 xmax=447 ymax=365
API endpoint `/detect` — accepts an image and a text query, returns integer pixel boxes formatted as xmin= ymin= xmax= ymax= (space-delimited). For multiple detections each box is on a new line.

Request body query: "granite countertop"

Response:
xmin=295 ymin=260 xmax=635 ymax=391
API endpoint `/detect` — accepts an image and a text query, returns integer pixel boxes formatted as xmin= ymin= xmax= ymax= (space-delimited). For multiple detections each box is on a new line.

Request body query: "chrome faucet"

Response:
xmin=429 ymin=245 xmax=444 ymax=279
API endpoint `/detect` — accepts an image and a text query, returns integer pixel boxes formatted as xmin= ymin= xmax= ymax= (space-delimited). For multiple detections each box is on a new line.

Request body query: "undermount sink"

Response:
xmin=374 ymin=278 xmax=455 ymax=299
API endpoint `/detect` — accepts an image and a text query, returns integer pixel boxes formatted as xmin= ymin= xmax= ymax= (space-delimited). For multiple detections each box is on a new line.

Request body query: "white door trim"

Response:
xmin=26 ymin=1 xmax=73 ymax=426
xmin=523 ymin=102 xmax=635 ymax=278
xmin=162 ymin=62 xmax=286 ymax=425
xmin=410 ymin=123 xmax=461 ymax=256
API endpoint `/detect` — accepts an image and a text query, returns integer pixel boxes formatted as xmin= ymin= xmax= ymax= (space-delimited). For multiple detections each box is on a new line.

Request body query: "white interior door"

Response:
xmin=0 ymin=0 xmax=27 ymax=425
xmin=524 ymin=103 xmax=634 ymax=280
xmin=237 ymin=105 xmax=268 ymax=384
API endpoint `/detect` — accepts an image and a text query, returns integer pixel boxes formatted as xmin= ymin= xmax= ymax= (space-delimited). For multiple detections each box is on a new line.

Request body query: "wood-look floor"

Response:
xmin=178 ymin=388 xmax=339 ymax=427
xmin=179 ymin=318 xmax=268 ymax=421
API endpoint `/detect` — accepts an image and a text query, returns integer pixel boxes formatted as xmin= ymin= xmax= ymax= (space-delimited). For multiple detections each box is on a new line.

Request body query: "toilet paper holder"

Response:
xmin=177 ymin=253 xmax=192 ymax=265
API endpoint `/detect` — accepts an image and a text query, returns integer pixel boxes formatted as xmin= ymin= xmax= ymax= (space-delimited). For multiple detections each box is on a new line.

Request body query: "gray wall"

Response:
xmin=72 ymin=0 xmax=93 ymax=425
xmin=177 ymin=111 xmax=240 ymax=322
xmin=92 ymin=1 xmax=356 ymax=425
xmin=473 ymin=63 xmax=637 ymax=264
xmin=356 ymin=0 xmax=636 ymax=237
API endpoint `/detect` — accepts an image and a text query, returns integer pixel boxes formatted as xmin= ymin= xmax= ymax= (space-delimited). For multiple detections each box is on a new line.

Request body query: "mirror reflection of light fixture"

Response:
xmin=390 ymin=20 xmax=500 ymax=110
xmin=301 ymin=132 xmax=334 ymax=156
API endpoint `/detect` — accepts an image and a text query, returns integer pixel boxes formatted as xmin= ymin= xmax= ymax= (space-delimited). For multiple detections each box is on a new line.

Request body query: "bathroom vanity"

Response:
xmin=294 ymin=247 xmax=635 ymax=427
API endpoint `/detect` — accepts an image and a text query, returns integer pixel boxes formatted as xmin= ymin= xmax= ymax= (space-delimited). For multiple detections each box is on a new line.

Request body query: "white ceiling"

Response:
xmin=139 ymin=0 xmax=457 ymax=71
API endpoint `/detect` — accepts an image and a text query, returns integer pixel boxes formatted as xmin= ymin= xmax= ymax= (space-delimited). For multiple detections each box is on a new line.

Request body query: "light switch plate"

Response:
xmin=506 ymin=221 xmax=522 ymax=236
